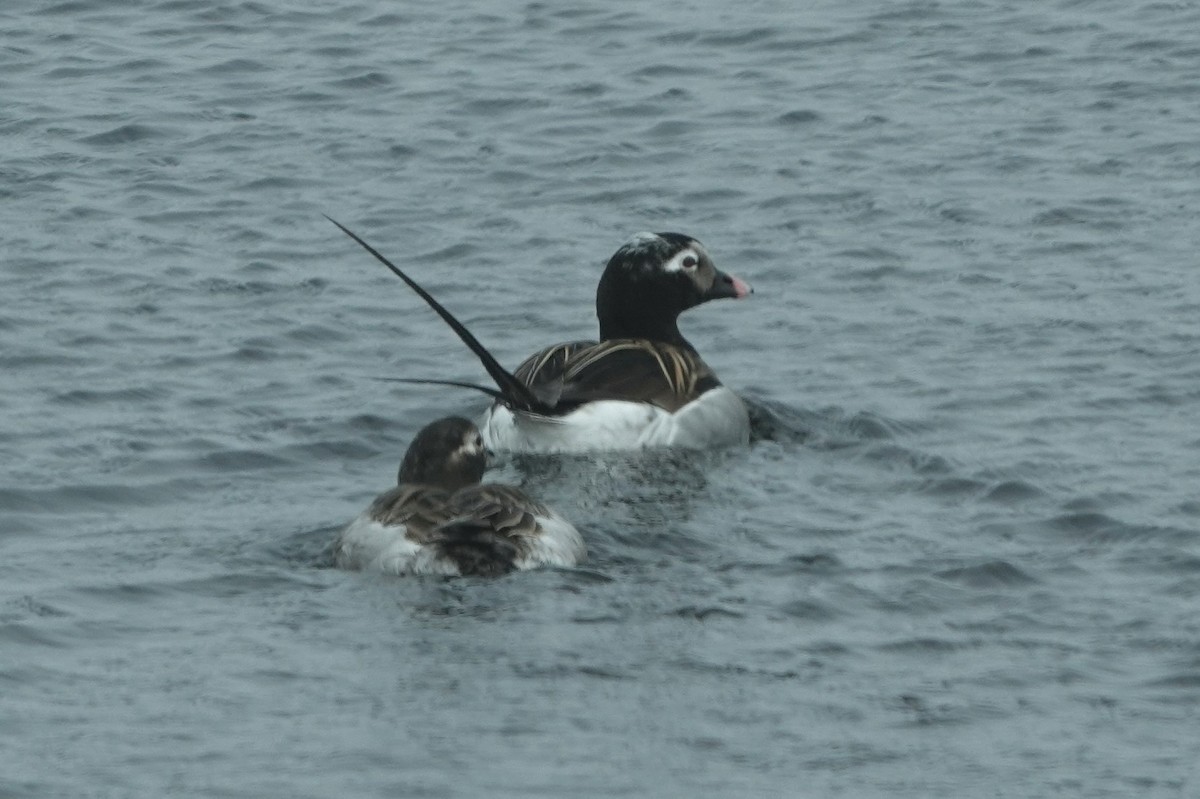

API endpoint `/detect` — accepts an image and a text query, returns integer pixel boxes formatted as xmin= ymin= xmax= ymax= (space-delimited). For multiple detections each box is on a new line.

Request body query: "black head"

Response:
xmin=595 ymin=232 xmax=751 ymax=346
xmin=397 ymin=416 xmax=488 ymax=491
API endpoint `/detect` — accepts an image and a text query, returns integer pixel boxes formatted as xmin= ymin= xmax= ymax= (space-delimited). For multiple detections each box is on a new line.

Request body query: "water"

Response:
xmin=3 ymin=0 xmax=1200 ymax=795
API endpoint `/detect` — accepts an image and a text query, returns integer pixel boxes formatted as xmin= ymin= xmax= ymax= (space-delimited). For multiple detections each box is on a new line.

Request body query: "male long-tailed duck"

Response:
xmin=327 ymin=218 xmax=753 ymax=453
xmin=335 ymin=416 xmax=585 ymax=576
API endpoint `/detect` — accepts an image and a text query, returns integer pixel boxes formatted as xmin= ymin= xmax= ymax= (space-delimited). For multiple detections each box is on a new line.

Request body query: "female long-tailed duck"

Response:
xmin=335 ymin=416 xmax=585 ymax=576
xmin=327 ymin=218 xmax=752 ymax=453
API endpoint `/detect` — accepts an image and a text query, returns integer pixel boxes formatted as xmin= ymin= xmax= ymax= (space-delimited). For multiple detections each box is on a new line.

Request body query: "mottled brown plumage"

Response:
xmin=364 ymin=483 xmax=551 ymax=547
xmin=334 ymin=417 xmax=584 ymax=576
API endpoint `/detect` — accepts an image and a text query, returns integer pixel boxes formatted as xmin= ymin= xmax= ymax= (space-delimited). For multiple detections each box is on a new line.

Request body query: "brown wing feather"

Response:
xmin=511 ymin=339 xmax=720 ymax=413
xmin=367 ymin=484 xmax=455 ymax=543
xmin=445 ymin=484 xmax=549 ymax=542
xmin=367 ymin=483 xmax=548 ymax=550
xmin=512 ymin=340 xmax=598 ymax=386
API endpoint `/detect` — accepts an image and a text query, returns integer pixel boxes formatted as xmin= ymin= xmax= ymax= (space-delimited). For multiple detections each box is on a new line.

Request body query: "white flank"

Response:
xmin=335 ymin=515 xmax=459 ymax=576
xmin=479 ymin=387 xmax=749 ymax=454
xmin=517 ymin=511 xmax=587 ymax=569
xmin=659 ymin=386 xmax=751 ymax=449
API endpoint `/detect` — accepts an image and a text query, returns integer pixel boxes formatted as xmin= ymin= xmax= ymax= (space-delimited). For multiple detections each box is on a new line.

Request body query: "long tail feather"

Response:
xmin=373 ymin=377 xmax=508 ymax=403
xmin=326 ymin=216 xmax=551 ymax=414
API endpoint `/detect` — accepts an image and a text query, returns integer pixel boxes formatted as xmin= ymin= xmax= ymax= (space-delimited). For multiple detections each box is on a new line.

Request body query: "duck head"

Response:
xmin=595 ymin=232 xmax=751 ymax=347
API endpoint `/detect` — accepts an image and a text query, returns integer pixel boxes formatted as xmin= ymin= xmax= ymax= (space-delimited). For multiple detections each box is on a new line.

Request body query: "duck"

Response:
xmin=326 ymin=218 xmax=752 ymax=454
xmin=335 ymin=416 xmax=585 ymax=576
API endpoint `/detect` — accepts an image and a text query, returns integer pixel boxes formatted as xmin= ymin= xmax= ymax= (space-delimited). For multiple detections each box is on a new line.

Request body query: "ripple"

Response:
xmin=264 ymin=524 xmax=341 ymax=569
xmin=778 ymin=599 xmax=839 ymax=621
xmin=1 ymin=596 xmax=70 ymax=622
xmin=569 ymin=610 xmax=626 ymax=624
xmin=461 ymin=97 xmax=550 ymax=114
xmin=195 ymin=449 xmax=293 ymax=472
xmin=859 ymin=443 xmax=953 ymax=475
xmin=1045 ymin=511 xmax=1140 ymax=541
xmin=743 ymin=402 xmax=800 ymax=444
xmin=51 ymin=386 xmax=171 ymax=405
xmin=330 ymin=71 xmax=393 ymax=88
xmin=164 ymin=570 xmax=327 ymax=599
xmin=79 ymin=123 xmax=174 ymax=146
xmin=892 ymin=693 xmax=1011 ymax=727
xmin=70 ymin=583 xmax=169 ymax=611
xmin=283 ymin=439 xmax=378 ymax=462
xmin=34 ymin=1 xmax=96 ymax=15
xmin=984 ymin=479 xmax=1045 ymax=503
xmin=745 ymin=398 xmax=913 ymax=446
xmin=776 ymin=109 xmax=822 ymax=125
xmin=0 ymin=481 xmax=195 ymax=513
xmin=800 ymin=741 xmax=905 ymax=771
xmin=345 ymin=414 xmax=404 ymax=433
xmin=917 ymin=476 xmax=987 ymax=498
xmin=878 ymin=637 xmax=967 ymax=653
xmin=936 ymin=560 xmax=1036 ymax=588
xmin=0 ymin=622 xmax=66 ymax=649
xmin=671 ymin=656 xmax=806 ymax=682
xmin=198 ymin=57 xmax=269 ymax=74
xmin=697 ymin=27 xmax=778 ymax=46
xmin=1144 ymin=672 xmax=1200 ymax=689
xmin=741 ymin=552 xmax=844 ymax=576
xmin=669 ymin=604 xmax=746 ymax=621
xmin=0 ymin=351 xmax=88 ymax=369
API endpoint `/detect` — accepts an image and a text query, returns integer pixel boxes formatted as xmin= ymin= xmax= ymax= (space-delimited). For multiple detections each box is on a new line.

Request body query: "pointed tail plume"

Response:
xmin=326 ymin=216 xmax=552 ymax=415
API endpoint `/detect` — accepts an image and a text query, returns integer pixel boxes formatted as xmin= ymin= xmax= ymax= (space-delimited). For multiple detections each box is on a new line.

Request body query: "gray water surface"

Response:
xmin=3 ymin=1 xmax=1199 ymax=796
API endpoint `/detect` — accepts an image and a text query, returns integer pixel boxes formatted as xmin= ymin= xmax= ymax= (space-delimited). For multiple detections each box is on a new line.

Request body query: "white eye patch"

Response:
xmin=662 ymin=247 xmax=702 ymax=273
xmin=461 ymin=432 xmax=484 ymax=455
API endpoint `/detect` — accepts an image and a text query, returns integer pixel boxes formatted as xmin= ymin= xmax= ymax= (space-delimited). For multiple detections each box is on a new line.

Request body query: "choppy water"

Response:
xmin=4 ymin=0 xmax=1200 ymax=796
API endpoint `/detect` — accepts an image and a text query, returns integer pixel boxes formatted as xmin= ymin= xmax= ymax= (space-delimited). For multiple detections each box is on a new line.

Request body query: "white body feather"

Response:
xmin=513 ymin=513 xmax=586 ymax=569
xmin=479 ymin=386 xmax=750 ymax=454
xmin=336 ymin=515 xmax=458 ymax=576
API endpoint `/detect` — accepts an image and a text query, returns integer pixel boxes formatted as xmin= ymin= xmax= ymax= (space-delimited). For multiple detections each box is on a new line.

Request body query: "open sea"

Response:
xmin=3 ymin=0 xmax=1200 ymax=796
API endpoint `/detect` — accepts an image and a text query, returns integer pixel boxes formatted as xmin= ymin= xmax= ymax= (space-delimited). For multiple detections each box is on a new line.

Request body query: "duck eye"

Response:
xmin=682 ymin=256 xmax=698 ymax=269
xmin=474 ymin=435 xmax=483 ymax=448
